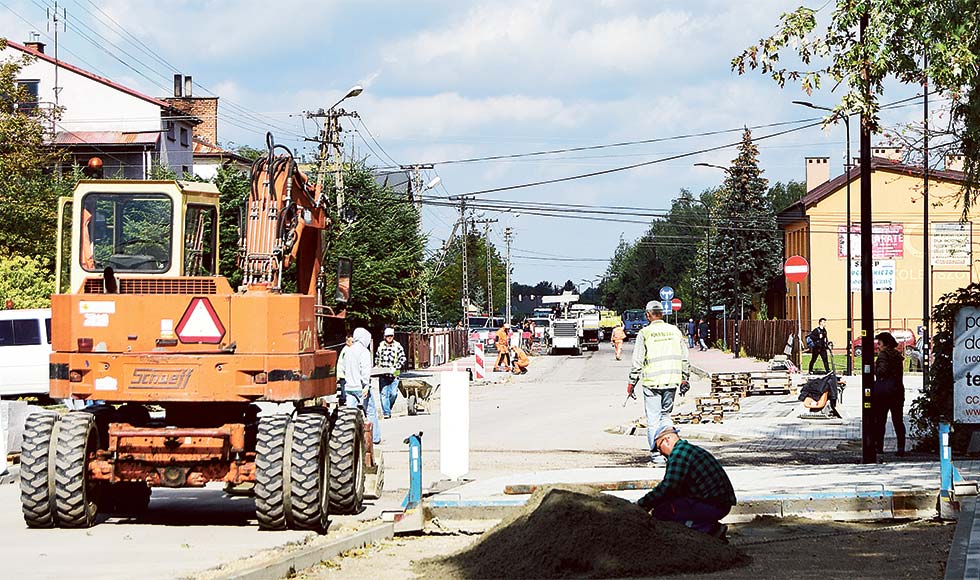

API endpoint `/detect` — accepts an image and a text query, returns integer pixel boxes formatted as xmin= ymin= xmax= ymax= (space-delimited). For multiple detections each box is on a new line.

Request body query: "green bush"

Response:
xmin=0 ymin=255 xmax=54 ymax=308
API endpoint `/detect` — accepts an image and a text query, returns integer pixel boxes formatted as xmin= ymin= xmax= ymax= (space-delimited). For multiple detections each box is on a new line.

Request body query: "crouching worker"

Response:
xmin=637 ymin=426 xmax=736 ymax=542
xmin=511 ymin=345 xmax=530 ymax=375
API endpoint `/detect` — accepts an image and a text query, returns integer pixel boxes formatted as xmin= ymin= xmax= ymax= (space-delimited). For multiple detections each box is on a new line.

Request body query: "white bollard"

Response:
xmin=440 ymin=370 xmax=470 ymax=480
xmin=473 ymin=342 xmax=486 ymax=380
xmin=0 ymin=402 xmax=8 ymax=476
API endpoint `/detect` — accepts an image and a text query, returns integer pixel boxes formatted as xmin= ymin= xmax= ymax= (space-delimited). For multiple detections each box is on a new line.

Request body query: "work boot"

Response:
xmin=710 ymin=523 xmax=729 ymax=543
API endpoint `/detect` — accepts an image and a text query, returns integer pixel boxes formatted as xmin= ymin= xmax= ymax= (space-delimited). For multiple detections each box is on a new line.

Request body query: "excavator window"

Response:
xmin=80 ymin=193 xmax=173 ymax=273
xmin=183 ymin=204 xmax=217 ymax=275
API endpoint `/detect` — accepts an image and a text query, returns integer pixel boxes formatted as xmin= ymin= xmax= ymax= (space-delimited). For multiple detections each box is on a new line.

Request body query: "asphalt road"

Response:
xmin=0 ymin=343 xmax=649 ymax=579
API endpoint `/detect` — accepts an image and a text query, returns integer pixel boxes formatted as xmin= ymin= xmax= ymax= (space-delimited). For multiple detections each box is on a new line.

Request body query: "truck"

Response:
xmin=571 ymin=304 xmax=600 ymax=351
xmin=598 ymin=309 xmax=622 ymax=340
xmin=21 ymin=135 xmax=380 ymax=530
xmin=622 ymin=308 xmax=647 ymax=340
xmin=542 ymin=293 xmax=581 ymax=355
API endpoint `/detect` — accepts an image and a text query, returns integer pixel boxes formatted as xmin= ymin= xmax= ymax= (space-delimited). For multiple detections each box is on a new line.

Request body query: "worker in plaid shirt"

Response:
xmin=637 ymin=426 xmax=736 ymax=542
xmin=375 ymin=328 xmax=407 ymax=419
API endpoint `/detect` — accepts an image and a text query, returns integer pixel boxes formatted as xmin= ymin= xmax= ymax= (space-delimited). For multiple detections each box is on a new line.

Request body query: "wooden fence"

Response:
xmin=394 ymin=328 xmax=469 ymax=370
xmin=707 ymin=319 xmax=801 ymax=363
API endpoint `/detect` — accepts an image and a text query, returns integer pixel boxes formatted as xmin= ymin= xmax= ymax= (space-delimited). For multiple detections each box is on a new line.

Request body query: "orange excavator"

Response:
xmin=20 ymin=134 xmax=381 ymax=530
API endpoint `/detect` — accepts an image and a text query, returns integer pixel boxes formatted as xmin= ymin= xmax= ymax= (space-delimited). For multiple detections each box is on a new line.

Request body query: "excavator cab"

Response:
xmin=56 ymin=180 xmax=220 ymax=295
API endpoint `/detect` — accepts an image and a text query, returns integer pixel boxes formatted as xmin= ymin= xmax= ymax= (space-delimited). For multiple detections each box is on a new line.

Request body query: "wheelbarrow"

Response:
xmin=398 ymin=379 xmax=435 ymax=416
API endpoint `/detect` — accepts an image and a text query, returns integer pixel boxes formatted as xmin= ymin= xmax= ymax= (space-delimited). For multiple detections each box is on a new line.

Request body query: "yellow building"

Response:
xmin=777 ymin=150 xmax=975 ymax=349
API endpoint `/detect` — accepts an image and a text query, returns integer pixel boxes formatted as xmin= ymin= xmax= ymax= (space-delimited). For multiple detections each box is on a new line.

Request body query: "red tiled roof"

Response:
xmin=53 ymin=131 xmax=159 ymax=145
xmin=192 ymin=138 xmax=250 ymax=163
xmin=4 ymin=39 xmax=183 ymax=113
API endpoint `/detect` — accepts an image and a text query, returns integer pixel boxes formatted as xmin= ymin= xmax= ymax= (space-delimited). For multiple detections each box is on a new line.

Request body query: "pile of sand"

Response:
xmin=417 ymin=486 xmax=748 ymax=579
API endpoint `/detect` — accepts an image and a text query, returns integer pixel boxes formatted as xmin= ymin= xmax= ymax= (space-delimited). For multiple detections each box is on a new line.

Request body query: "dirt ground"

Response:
xmin=297 ymin=517 xmax=955 ymax=580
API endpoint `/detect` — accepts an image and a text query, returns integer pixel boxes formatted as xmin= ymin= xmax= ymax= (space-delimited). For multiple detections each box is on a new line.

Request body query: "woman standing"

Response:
xmin=873 ymin=331 xmax=906 ymax=457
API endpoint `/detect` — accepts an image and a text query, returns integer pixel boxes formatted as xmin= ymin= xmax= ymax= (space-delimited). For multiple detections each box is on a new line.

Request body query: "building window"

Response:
xmin=15 ymin=79 xmax=39 ymax=114
xmin=166 ymin=121 xmax=176 ymax=142
xmin=179 ymin=127 xmax=189 ymax=147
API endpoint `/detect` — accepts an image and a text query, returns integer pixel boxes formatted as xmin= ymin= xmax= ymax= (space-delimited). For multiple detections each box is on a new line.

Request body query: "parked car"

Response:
xmin=0 ymin=308 xmax=52 ymax=397
xmin=851 ymin=328 xmax=916 ymax=358
xmin=467 ymin=316 xmax=505 ymax=354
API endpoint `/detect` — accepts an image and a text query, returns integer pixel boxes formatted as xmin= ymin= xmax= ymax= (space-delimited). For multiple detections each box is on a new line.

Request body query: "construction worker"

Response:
xmin=336 ymin=333 xmax=353 ymax=405
xmin=628 ymin=300 xmax=690 ymax=466
xmin=611 ymin=324 xmax=626 ymax=360
xmin=344 ymin=328 xmax=380 ymax=444
xmin=375 ymin=327 xmax=406 ymax=419
xmin=511 ymin=345 xmax=530 ymax=374
xmin=494 ymin=323 xmax=512 ymax=371
xmin=638 ymin=426 xmax=736 ymax=542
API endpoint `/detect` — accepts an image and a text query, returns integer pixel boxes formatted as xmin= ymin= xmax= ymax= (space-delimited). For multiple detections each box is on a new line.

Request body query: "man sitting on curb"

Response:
xmin=637 ymin=426 xmax=737 ymax=542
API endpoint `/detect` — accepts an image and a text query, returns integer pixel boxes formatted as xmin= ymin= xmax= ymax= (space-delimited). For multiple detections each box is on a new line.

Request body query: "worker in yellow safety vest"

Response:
xmin=627 ymin=300 xmax=690 ymax=465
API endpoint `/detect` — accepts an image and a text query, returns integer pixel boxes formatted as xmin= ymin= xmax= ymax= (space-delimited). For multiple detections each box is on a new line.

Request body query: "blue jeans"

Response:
xmin=644 ymin=386 xmax=676 ymax=459
xmin=688 ymin=336 xmax=694 ymax=348
xmin=648 ymin=496 xmax=731 ymax=534
xmin=379 ymin=375 xmax=399 ymax=417
xmin=345 ymin=388 xmax=381 ymax=444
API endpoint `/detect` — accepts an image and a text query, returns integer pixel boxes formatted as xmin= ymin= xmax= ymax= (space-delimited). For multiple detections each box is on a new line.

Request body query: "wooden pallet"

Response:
xmin=673 ymin=412 xmax=725 ymax=424
xmin=698 ymin=403 xmax=740 ymax=413
xmin=710 ymin=385 xmax=747 ymax=396
xmin=696 ymin=395 xmax=741 ymax=406
xmin=744 ymin=386 xmax=792 ymax=396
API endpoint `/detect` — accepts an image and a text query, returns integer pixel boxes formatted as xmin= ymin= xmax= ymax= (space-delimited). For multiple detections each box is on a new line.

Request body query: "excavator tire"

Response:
xmin=54 ymin=412 xmax=100 ymax=528
xmin=20 ymin=412 xmax=58 ymax=528
xmin=287 ymin=413 xmax=330 ymax=531
xmin=255 ymin=414 xmax=290 ymax=530
xmin=328 ymin=407 xmax=365 ymax=514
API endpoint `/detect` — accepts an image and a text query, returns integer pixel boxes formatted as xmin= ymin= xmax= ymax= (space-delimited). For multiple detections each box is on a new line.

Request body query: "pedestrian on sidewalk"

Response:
xmin=494 ymin=323 xmax=512 ymax=371
xmin=628 ymin=300 xmax=690 ymax=465
xmin=686 ymin=318 xmax=696 ymax=348
xmin=611 ymin=324 xmax=626 ymax=360
xmin=376 ymin=327 xmax=406 ymax=419
xmin=873 ymin=331 xmax=906 ymax=457
xmin=697 ymin=318 xmax=710 ymax=351
xmin=807 ymin=317 xmax=831 ymax=374
xmin=336 ymin=333 xmax=353 ymax=405
xmin=637 ymin=426 xmax=736 ymax=542
xmin=344 ymin=327 xmax=381 ymax=444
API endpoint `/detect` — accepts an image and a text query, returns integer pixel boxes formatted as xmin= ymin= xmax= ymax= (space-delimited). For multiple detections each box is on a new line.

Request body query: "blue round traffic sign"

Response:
xmin=660 ymin=286 xmax=674 ymax=300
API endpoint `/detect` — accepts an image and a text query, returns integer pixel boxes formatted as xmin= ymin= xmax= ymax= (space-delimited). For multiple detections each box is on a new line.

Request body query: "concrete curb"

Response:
xmin=429 ymin=490 xmax=937 ymax=522
xmin=211 ymin=522 xmax=394 ymax=580
xmin=945 ymin=497 xmax=978 ymax=580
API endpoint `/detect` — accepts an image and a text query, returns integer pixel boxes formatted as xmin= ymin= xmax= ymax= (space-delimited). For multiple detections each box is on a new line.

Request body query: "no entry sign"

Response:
xmin=784 ymin=255 xmax=809 ymax=284
xmin=671 ymin=298 xmax=682 ymax=312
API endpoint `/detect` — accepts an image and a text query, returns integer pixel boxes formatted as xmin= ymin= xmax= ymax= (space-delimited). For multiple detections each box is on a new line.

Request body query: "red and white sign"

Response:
xmin=837 ymin=224 xmax=904 ymax=259
xmin=175 ymin=298 xmax=226 ymax=344
xmin=784 ymin=255 xmax=809 ymax=284
xmin=473 ymin=343 xmax=486 ymax=380
xmin=671 ymin=298 xmax=682 ymax=312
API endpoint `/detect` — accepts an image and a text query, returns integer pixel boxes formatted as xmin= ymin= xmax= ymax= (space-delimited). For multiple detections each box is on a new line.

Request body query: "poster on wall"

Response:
xmin=850 ymin=259 xmax=896 ymax=292
xmin=931 ymin=222 xmax=972 ymax=267
xmin=837 ymin=224 xmax=904 ymax=259
xmin=953 ymin=306 xmax=980 ymax=423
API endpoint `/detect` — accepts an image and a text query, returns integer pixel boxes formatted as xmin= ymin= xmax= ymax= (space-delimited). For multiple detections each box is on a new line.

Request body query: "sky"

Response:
xmin=1 ymin=0 xmax=930 ymax=289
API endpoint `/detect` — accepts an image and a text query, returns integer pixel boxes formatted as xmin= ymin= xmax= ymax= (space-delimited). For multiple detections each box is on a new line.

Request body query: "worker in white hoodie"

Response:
xmin=344 ymin=327 xmax=381 ymax=444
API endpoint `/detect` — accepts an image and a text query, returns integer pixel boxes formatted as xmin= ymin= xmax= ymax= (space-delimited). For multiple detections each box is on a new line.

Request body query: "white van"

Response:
xmin=0 ymin=309 xmax=52 ymax=397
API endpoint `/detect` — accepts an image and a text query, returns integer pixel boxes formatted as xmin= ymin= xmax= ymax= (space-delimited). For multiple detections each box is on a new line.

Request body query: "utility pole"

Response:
xmin=922 ymin=52 xmax=932 ymax=401
xmin=460 ymin=199 xmax=469 ymax=322
xmin=306 ymin=108 xmax=357 ymax=212
xmin=858 ymin=11 xmax=877 ymax=464
xmin=473 ymin=218 xmax=499 ymax=315
xmin=505 ymin=227 xmax=513 ymax=324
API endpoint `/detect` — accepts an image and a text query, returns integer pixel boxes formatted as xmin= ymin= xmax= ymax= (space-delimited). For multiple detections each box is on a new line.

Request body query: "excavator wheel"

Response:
xmin=287 ymin=413 xmax=330 ymax=532
xmin=54 ymin=412 xmax=101 ymax=528
xmin=254 ymin=414 xmax=290 ymax=530
xmin=328 ymin=407 xmax=366 ymax=514
xmin=20 ymin=412 xmax=59 ymax=528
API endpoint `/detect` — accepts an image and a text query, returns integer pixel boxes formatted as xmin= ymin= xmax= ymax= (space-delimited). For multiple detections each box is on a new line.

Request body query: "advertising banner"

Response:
xmin=931 ymin=222 xmax=972 ymax=267
xmin=850 ymin=259 xmax=896 ymax=292
xmin=953 ymin=306 xmax=980 ymax=423
xmin=838 ymin=224 xmax=904 ymax=259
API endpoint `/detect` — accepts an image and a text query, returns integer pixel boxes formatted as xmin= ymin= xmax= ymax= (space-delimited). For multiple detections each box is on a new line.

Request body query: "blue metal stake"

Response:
xmin=938 ymin=422 xmax=963 ymax=519
xmin=403 ymin=431 xmax=423 ymax=509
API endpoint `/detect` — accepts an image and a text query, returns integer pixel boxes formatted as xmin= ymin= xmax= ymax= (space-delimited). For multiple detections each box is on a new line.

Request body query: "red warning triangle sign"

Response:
xmin=175 ymin=298 xmax=226 ymax=344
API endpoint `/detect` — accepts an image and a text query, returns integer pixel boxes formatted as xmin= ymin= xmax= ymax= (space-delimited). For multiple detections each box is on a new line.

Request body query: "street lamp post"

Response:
xmin=793 ymin=101 xmax=853 ymax=376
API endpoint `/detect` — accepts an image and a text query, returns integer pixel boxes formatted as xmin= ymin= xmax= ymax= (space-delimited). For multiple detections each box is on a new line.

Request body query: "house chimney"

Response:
xmin=871 ymin=145 xmax=903 ymax=161
xmin=24 ymin=40 xmax=45 ymax=54
xmin=173 ymin=74 xmax=183 ymax=98
xmin=184 ymin=75 xmax=193 ymax=98
xmin=945 ymin=153 xmax=965 ymax=172
xmin=805 ymin=157 xmax=830 ymax=192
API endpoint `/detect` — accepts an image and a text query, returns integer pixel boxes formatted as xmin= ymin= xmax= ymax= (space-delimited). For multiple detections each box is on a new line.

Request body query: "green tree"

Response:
xmin=695 ymin=130 xmax=781 ymax=317
xmin=427 ymin=231 xmax=507 ymax=323
xmin=324 ymin=163 xmax=425 ymax=327
xmin=0 ymin=255 xmax=55 ymax=308
xmin=733 ymin=1 xmax=980 ymax=210
xmin=768 ymin=180 xmax=806 ymax=214
xmin=214 ymin=163 xmax=249 ymax=289
xmin=0 ymin=40 xmax=68 ymax=273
